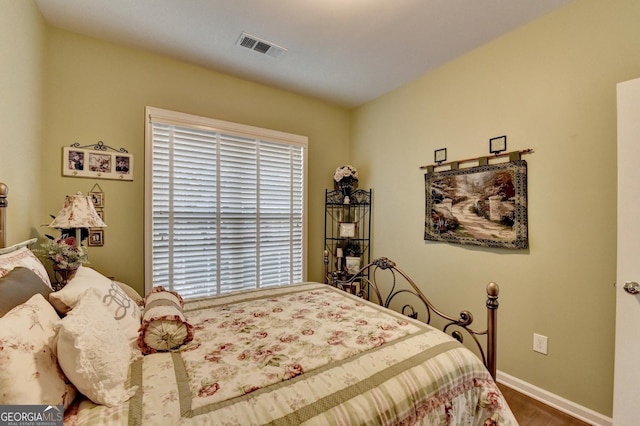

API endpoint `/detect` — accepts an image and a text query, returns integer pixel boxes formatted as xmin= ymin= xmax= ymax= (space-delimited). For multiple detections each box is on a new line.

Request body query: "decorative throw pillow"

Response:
xmin=114 ymin=280 xmax=144 ymax=306
xmin=138 ymin=286 xmax=194 ymax=354
xmin=56 ymin=288 xmax=138 ymax=407
xmin=49 ymin=266 xmax=141 ymax=344
xmin=0 ymin=246 xmax=52 ymax=288
xmin=0 ymin=293 xmax=77 ymax=408
xmin=0 ymin=267 xmax=53 ymax=317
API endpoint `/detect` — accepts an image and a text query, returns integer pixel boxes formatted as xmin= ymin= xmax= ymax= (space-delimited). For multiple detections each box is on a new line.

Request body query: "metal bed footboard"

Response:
xmin=324 ymin=252 xmax=499 ymax=378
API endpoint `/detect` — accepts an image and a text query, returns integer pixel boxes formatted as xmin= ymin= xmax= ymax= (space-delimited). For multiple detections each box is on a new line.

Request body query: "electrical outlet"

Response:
xmin=533 ymin=333 xmax=548 ymax=355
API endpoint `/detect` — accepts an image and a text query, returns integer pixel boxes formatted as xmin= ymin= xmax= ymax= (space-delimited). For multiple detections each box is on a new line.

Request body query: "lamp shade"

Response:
xmin=49 ymin=192 xmax=107 ymax=229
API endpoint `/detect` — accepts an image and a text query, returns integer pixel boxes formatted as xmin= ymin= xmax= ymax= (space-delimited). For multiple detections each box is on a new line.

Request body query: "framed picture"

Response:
xmin=88 ymin=229 xmax=104 ymax=247
xmin=434 ymin=148 xmax=447 ymax=163
xmin=425 ymin=160 xmax=528 ymax=249
xmin=338 ymin=222 xmax=357 ymax=238
xmin=62 ymin=147 xmax=133 ymax=181
xmin=489 ymin=135 xmax=507 ymax=154
xmin=89 ymin=191 xmax=104 ymax=208
xmin=345 ymin=256 xmax=361 ymax=274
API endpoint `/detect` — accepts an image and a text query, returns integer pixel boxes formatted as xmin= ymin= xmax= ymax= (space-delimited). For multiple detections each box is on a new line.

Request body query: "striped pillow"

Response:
xmin=137 ymin=286 xmax=194 ymax=355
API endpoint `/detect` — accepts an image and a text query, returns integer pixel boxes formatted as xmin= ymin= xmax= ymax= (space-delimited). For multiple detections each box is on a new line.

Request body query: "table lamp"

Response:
xmin=49 ymin=192 xmax=107 ymax=246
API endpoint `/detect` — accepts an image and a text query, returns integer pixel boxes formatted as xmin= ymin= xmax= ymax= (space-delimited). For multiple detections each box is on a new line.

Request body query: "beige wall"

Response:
xmin=0 ymin=0 xmax=46 ymax=244
xmin=352 ymin=0 xmax=640 ymax=416
xmin=40 ymin=28 xmax=351 ymax=291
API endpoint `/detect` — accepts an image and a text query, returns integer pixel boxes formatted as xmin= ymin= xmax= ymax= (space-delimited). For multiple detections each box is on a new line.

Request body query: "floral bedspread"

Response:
xmin=66 ymin=283 xmax=517 ymax=425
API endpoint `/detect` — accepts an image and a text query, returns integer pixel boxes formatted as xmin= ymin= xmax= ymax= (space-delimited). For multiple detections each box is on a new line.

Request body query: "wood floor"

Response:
xmin=498 ymin=384 xmax=591 ymax=426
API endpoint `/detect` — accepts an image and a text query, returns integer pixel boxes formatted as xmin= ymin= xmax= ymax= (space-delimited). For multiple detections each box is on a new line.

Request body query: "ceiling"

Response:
xmin=35 ymin=0 xmax=572 ymax=108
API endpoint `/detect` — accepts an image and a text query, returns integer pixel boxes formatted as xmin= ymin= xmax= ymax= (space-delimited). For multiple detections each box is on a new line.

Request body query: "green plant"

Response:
xmin=344 ymin=240 xmax=361 ymax=257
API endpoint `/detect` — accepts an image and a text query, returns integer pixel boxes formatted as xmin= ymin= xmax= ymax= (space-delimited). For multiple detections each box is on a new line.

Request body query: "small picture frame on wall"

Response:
xmin=88 ymin=229 xmax=104 ymax=247
xmin=62 ymin=146 xmax=133 ymax=181
xmin=89 ymin=191 xmax=104 ymax=208
xmin=490 ymin=135 xmax=507 ymax=155
xmin=434 ymin=148 xmax=447 ymax=164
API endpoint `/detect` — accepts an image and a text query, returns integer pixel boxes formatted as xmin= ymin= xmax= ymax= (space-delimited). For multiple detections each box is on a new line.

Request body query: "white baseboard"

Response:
xmin=496 ymin=371 xmax=612 ymax=426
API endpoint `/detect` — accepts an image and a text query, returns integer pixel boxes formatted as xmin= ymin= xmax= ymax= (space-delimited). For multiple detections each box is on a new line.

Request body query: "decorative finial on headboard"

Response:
xmin=0 ymin=182 xmax=7 ymax=249
xmin=0 ymin=182 xmax=7 ymax=204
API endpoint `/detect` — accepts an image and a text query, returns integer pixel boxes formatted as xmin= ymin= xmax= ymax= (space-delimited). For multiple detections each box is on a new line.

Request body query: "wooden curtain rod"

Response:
xmin=419 ymin=148 xmax=534 ymax=171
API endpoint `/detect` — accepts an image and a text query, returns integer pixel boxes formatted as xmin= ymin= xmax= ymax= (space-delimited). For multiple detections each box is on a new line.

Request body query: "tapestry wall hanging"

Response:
xmin=425 ymin=160 xmax=528 ymax=249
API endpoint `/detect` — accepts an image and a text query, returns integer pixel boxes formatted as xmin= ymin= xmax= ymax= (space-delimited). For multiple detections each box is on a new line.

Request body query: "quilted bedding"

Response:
xmin=65 ymin=283 xmax=517 ymax=425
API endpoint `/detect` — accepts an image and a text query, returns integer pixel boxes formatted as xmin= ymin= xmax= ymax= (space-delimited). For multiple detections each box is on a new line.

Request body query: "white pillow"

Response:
xmin=56 ymin=288 xmax=138 ymax=407
xmin=0 ymin=293 xmax=77 ymax=408
xmin=49 ymin=266 xmax=141 ymax=344
xmin=0 ymin=246 xmax=52 ymax=288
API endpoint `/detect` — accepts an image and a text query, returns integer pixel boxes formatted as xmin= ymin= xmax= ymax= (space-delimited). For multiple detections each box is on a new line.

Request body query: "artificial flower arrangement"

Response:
xmin=333 ymin=165 xmax=359 ymax=184
xmin=38 ymin=236 xmax=89 ymax=270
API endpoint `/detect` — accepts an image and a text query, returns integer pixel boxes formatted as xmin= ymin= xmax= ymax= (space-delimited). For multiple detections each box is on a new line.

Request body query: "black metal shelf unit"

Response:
xmin=323 ymin=188 xmax=372 ymax=287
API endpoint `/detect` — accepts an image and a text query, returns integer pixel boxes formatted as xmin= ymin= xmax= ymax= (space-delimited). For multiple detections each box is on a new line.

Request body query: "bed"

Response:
xmin=0 ymin=182 xmax=517 ymax=425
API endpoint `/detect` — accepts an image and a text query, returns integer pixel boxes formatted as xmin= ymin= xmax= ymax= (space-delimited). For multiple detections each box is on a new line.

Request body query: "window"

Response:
xmin=145 ymin=107 xmax=307 ymax=298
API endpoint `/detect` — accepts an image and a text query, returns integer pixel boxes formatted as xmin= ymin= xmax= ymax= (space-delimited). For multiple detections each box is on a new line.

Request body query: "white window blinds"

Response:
xmin=145 ymin=107 xmax=307 ymax=299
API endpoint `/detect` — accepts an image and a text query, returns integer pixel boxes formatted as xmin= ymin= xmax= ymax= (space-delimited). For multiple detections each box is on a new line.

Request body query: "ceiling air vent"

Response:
xmin=237 ymin=32 xmax=287 ymax=59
